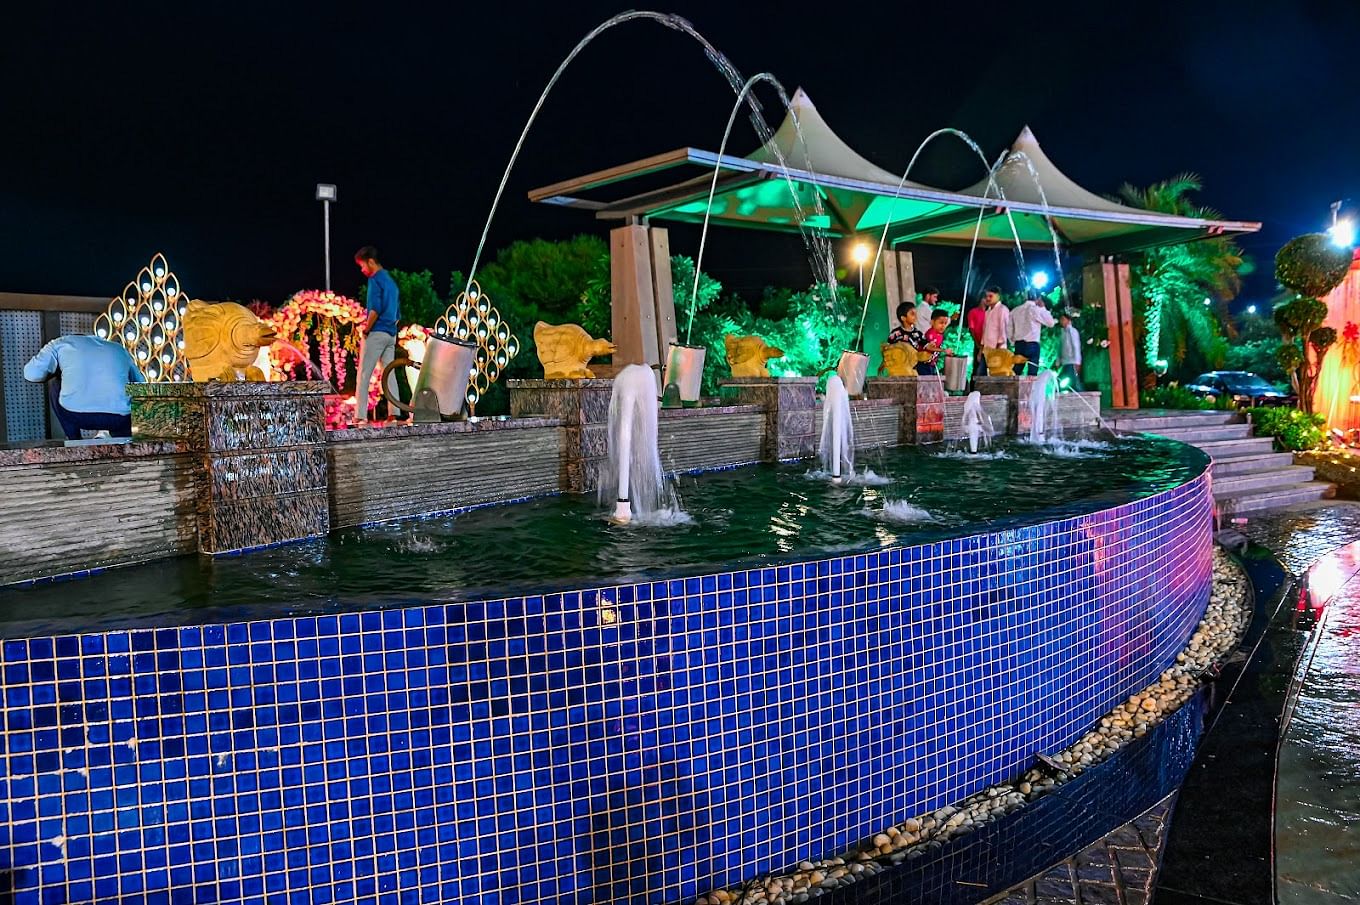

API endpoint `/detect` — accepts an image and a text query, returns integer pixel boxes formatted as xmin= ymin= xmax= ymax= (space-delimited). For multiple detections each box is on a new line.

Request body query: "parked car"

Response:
xmin=1184 ymin=371 xmax=1295 ymax=407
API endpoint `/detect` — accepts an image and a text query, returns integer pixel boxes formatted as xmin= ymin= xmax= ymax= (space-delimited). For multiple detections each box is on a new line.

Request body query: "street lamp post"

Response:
xmin=316 ymin=184 xmax=338 ymax=291
xmin=851 ymin=241 xmax=871 ymax=297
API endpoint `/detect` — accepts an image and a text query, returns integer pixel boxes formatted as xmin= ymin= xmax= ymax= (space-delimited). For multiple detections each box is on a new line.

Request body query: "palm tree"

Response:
xmin=1113 ymin=174 xmax=1246 ymax=378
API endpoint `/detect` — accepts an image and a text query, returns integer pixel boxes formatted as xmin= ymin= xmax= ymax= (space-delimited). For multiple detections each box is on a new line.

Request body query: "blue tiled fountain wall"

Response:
xmin=0 ymin=471 xmax=1213 ymax=905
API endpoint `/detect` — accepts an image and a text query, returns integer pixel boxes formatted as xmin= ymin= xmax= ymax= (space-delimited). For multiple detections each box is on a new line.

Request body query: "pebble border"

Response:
xmin=695 ymin=546 xmax=1251 ymax=905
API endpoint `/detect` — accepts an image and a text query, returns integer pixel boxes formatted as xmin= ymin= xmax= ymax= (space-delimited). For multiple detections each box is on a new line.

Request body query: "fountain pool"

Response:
xmin=0 ymin=430 xmax=1215 ymax=905
xmin=0 ymin=435 xmax=1205 ymax=636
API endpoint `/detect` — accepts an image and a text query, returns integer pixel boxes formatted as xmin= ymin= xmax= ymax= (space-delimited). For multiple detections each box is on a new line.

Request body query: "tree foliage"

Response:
xmin=1275 ymin=234 xmax=1351 ymax=299
xmin=1273 ymin=293 xmax=1334 ymax=414
xmin=1114 ymin=174 xmax=1245 ymax=380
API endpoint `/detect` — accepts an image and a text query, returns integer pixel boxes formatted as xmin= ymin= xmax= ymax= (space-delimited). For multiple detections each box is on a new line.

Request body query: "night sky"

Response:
xmin=4 ymin=1 xmax=1358 ymax=311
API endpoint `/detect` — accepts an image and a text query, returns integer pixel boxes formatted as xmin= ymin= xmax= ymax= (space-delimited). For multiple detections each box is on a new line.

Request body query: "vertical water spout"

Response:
xmin=602 ymin=364 xmax=674 ymax=523
xmin=819 ymin=375 xmax=854 ymax=483
xmin=1028 ymin=371 xmax=1061 ymax=444
xmin=962 ymin=391 xmax=993 ymax=454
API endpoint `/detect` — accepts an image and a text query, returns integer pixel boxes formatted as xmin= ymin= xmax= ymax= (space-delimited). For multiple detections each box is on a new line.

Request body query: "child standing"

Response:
xmin=917 ymin=310 xmax=950 ymax=376
xmin=886 ymin=302 xmax=921 ymax=347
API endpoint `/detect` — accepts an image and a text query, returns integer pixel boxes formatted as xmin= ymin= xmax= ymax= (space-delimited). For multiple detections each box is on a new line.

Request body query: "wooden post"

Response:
xmin=1085 ymin=258 xmax=1140 ymax=409
xmin=1115 ymin=262 xmax=1139 ymax=408
xmin=897 ymin=250 xmax=916 ymax=312
xmin=610 ymin=224 xmax=659 ymax=366
xmin=649 ymin=227 xmax=678 ymax=355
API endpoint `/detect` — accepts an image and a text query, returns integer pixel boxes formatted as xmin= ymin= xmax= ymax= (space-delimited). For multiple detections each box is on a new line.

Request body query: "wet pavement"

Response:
xmin=1272 ymin=538 xmax=1360 ymax=903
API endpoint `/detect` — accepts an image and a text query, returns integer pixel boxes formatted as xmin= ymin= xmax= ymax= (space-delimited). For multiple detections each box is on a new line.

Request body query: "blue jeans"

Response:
xmin=1013 ymin=340 xmax=1041 ymax=376
xmin=915 ymin=362 xmax=938 ymax=377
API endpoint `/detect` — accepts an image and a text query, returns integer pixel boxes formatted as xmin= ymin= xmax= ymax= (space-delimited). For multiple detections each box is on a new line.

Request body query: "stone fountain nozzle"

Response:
xmin=611 ymin=499 xmax=633 ymax=524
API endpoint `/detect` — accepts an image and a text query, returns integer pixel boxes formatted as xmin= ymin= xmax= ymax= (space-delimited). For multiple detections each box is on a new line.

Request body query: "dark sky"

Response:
xmin=3 ymin=1 xmax=1358 ymax=310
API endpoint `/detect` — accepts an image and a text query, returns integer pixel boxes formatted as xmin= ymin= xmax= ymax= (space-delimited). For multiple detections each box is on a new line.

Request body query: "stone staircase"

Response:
xmin=1107 ymin=410 xmax=1335 ymax=516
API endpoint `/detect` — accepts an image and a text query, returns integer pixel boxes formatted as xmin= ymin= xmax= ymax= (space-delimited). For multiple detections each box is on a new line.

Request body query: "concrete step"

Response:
xmin=1149 ymin=424 xmax=1255 ymax=442
xmin=1108 ymin=411 xmax=1244 ymax=432
xmin=1192 ymin=437 xmax=1279 ymax=459
xmin=1213 ymin=466 xmax=1316 ymax=495
xmin=1215 ymin=481 xmax=1336 ymax=516
xmin=1211 ymin=451 xmax=1300 ymax=476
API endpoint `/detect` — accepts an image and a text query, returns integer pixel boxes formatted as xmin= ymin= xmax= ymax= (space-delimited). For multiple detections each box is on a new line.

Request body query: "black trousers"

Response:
xmin=47 ymin=377 xmax=131 ymax=438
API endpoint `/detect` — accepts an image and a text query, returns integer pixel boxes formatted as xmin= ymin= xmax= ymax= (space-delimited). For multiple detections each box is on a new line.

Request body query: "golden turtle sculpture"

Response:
xmin=724 ymin=335 xmax=785 ymax=378
xmin=533 ymin=322 xmax=616 ymax=379
xmin=982 ymin=347 xmax=1029 ymax=376
xmin=183 ymin=301 xmax=277 ymax=381
xmin=880 ymin=342 xmax=934 ymax=377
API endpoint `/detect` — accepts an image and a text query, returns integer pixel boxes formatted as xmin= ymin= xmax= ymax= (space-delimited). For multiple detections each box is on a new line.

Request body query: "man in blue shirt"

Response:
xmin=24 ymin=334 xmax=145 ymax=438
xmin=353 ymin=245 xmax=401 ymax=424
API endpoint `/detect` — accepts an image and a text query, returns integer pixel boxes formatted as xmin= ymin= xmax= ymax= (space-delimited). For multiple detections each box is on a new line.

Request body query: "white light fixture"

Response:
xmin=1030 ymin=271 xmax=1050 ymax=290
xmin=315 ymin=183 xmax=338 ymax=202
xmin=1329 ymin=218 xmax=1355 ymax=249
xmin=1247 ymin=304 xmax=1257 ymax=314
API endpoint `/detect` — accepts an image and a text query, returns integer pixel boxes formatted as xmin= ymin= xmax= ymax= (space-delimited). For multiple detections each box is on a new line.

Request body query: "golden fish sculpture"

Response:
xmin=983 ymin=347 xmax=1029 ymax=377
xmin=724 ymin=335 xmax=785 ymax=378
xmin=534 ymin=322 xmax=616 ymax=379
xmin=880 ymin=342 xmax=934 ymax=377
xmin=183 ymin=301 xmax=277 ymax=381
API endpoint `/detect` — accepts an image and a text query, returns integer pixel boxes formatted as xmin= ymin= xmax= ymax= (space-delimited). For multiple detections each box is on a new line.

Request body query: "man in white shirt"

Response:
xmin=980 ymin=288 xmax=1011 ymax=353
xmin=1058 ymin=310 xmax=1083 ymax=390
xmin=915 ymin=286 xmax=939 ymax=333
xmin=1008 ymin=291 xmax=1056 ymax=375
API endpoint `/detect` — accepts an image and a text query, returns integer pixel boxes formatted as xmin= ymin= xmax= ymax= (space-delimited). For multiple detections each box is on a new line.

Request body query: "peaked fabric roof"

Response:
xmin=527 ymin=92 xmax=1260 ymax=254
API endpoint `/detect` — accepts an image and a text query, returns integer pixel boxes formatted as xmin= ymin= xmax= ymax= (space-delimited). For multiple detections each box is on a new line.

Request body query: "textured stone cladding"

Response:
xmin=720 ymin=378 xmax=817 ymax=461
xmin=657 ymin=407 xmax=765 ymax=474
xmin=129 ymin=382 xmax=331 ymax=554
xmin=510 ymin=380 xmax=769 ymax=489
xmin=0 ymin=443 xmax=198 ymax=585
xmin=864 ymin=376 xmax=948 ymax=444
xmin=812 ymin=399 xmax=902 ymax=450
xmin=0 ymin=470 xmax=1214 ymax=904
xmin=942 ymin=396 xmax=1010 ymax=442
xmin=327 ymin=420 xmax=567 ymax=528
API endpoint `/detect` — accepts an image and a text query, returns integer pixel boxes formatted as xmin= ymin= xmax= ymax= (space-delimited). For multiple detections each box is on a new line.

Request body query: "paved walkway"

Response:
xmin=983 ymin=796 xmax=1174 ymax=905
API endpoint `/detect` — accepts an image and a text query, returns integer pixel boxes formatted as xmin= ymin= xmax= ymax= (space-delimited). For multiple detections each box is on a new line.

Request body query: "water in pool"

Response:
xmin=0 ymin=435 xmax=1205 ymax=635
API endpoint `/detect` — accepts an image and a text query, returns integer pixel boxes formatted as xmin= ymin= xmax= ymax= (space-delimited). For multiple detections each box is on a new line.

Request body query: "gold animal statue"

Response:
xmin=725 ymin=335 xmax=785 ymax=378
xmin=183 ymin=300 xmax=277 ymax=381
xmin=880 ymin=342 xmax=934 ymax=377
xmin=533 ymin=322 xmax=616 ymax=379
xmin=982 ymin=347 xmax=1028 ymax=377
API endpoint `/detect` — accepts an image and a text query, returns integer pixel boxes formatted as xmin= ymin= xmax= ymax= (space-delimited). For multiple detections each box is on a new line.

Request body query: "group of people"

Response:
xmin=885 ymin=285 xmax=1084 ymax=389
xmin=885 ymin=286 xmax=951 ymax=376
xmin=23 ymin=245 xmax=402 ymax=439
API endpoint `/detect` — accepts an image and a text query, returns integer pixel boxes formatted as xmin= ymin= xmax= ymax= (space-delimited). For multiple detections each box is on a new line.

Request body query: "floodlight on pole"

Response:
xmin=316 ymin=184 xmax=338 ymax=290
xmin=1329 ymin=217 xmax=1355 ymax=249
xmin=851 ymin=241 xmax=871 ymax=296
xmin=1030 ymin=271 xmax=1050 ymax=291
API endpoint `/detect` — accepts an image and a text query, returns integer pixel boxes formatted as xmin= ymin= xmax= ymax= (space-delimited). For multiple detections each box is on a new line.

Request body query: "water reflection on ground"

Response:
xmin=1277 ymin=537 xmax=1360 ymax=903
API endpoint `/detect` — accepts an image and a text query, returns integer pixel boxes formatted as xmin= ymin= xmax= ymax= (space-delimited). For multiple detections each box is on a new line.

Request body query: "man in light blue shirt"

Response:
xmin=24 ymin=334 xmax=145 ymax=438
xmin=353 ymin=245 xmax=401 ymax=424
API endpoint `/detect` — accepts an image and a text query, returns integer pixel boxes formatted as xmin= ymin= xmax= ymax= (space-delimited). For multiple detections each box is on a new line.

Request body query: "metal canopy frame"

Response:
xmin=529 ymin=148 xmax=1261 ymax=251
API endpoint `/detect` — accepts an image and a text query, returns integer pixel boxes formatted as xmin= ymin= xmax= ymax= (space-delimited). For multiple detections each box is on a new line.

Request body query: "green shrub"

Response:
xmin=1222 ymin=338 xmax=1288 ymax=382
xmin=1247 ymin=406 xmax=1325 ymax=451
xmin=1140 ymin=384 xmax=1212 ymax=410
xmin=1275 ymin=234 xmax=1352 ymax=298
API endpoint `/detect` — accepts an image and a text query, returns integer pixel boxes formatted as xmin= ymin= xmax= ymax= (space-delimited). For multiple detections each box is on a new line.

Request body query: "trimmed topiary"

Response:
xmin=1276 ymin=342 xmax=1304 ymax=372
xmin=1310 ymin=326 xmax=1338 ymax=355
xmin=1275 ymin=233 xmax=1352 ymax=298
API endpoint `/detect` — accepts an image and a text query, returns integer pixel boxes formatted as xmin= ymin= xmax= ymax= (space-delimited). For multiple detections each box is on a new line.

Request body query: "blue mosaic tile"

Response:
xmin=0 ymin=473 xmax=1213 ymax=904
